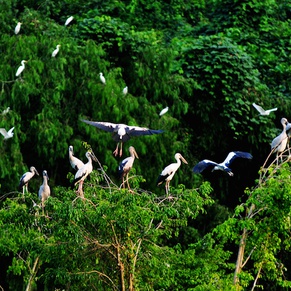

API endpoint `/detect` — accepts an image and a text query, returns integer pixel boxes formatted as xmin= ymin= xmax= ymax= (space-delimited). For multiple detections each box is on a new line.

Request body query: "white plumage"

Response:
xmin=99 ymin=72 xmax=106 ymax=84
xmin=52 ymin=44 xmax=61 ymax=57
xmin=0 ymin=127 xmax=14 ymax=140
xmin=72 ymin=151 xmax=97 ymax=197
xmin=159 ymin=106 xmax=169 ymax=116
xmin=193 ymin=151 xmax=253 ymax=176
xmin=18 ymin=166 xmax=39 ymax=194
xmin=252 ymin=103 xmax=277 ymax=116
xmin=2 ymin=107 xmax=10 ymax=115
xmin=157 ymin=153 xmax=188 ymax=195
xmin=69 ymin=145 xmax=84 ymax=171
xmin=118 ymin=146 xmax=139 ymax=189
xmin=38 ymin=170 xmax=50 ymax=207
xmin=65 ymin=16 xmax=74 ymax=26
xmin=82 ymin=119 xmax=164 ymax=156
xmin=16 ymin=60 xmax=27 ymax=77
xmin=14 ymin=22 xmax=22 ymax=35
xmin=123 ymin=86 xmax=128 ymax=95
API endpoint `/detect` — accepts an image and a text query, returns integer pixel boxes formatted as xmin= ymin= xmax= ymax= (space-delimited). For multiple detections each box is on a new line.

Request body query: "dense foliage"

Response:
xmin=1 ymin=0 xmax=291 ymax=289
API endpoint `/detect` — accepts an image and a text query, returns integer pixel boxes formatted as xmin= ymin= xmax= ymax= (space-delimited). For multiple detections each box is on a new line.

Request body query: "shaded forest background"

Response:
xmin=1 ymin=0 xmax=291 ymax=290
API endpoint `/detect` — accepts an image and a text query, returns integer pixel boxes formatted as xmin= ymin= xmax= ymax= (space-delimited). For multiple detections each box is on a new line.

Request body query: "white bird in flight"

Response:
xmin=100 ymin=72 xmax=106 ymax=84
xmin=159 ymin=107 xmax=169 ymax=116
xmin=193 ymin=151 xmax=253 ymax=176
xmin=65 ymin=16 xmax=74 ymax=26
xmin=252 ymin=103 xmax=277 ymax=116
xmin=16 ymin=60 xmax=27 ymax=77
xmin=14 ymin=22 xmax=22 ymax=34
xmin=0 ymin=127 xmax=14 ymax=140
xmin=52 ymin=44 xmax=61 ymax=57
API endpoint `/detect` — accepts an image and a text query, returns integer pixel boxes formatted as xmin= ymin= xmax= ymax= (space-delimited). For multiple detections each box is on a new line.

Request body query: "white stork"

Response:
xmin=14 ymin=22 xmax=22 ymax=35
xmin=81 ymin=119 xmax=164 ymax=157
xmin=252 ymin=103 xmax=277 ymax=116
xmin=0 ymin=127 xmax=14 ymax=140
xmin=38 ymin=170 xmax=50 ymax=207
xmin=72 ymin=151 xmax=97 ymax=197
xmin=271 ymin=117 xmax=289 ymax=163
xmin=68 ymin=145 xmax=84 ymax=171
xmin=193 ymin=151 xmax=253 ymax=176
xmin=18 ymin=166 xmax=39 ymax=194
xmin=16 ymin=60 xmax=27 ymax=77
xmin=157 ymin=153 xmax=188 ymax=195
xmin=118 ymin=146 xmax=139 ymax=190
xmin=52 ymin=44 xmax=61 ymax=57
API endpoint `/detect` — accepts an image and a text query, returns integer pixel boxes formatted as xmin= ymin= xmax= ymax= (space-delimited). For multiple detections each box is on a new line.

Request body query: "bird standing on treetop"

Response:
xmin=72 ymin=151 xmax=97 ymax=197
xmin=14 ymin=22 xmax=22 ymax=35
xmin=123 ymin=86 xmax=128 ymax=95
xmin=18 ymin=166 xmax=39 ymax=194
xmin=65 ymin=16 xmax=74 ymax=26
xmin=100 ymin=72 xmax=106 ymax=84
xmin=0 ymin=127 xmax=14 ymax=140
xmin=52 ymin=44 xmax=61 ymax=57
xmin=16 ymin=60 xmax=27 ymax=77
xmin=38 ymin=170 xmax=50 ymax=208
xmin=81 ymin=119 xmax=164 ymax=157
xmin=69 ymin=145 xmax=84 ymax=171
xmin=252 ymin=103 xmax=277 ymax=116
xmin=193 ymin=151 xmax=253 ymax=176
xmin=157 ymin=153 xmax=188 ymax=196
xmin=159 ymin=107 xmax=169 ymax=116
xmin=118 ymin=146 xmax=139 ymax=190
xmin=271 ymin=117 xmax=289 ymax=162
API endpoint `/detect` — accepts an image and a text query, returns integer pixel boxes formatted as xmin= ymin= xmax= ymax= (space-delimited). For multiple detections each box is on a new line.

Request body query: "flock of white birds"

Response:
xmin=3 ymin=19 xmax=285 ymax=204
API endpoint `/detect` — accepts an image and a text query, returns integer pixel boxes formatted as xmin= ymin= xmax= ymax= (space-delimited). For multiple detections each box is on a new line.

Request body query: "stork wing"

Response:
xmin=252 ymin=103 xmax=266 ymax=114
xmin=81 ymin=120 xmax=117 ymax=133
xmin=266 ymin=108 xmax=277 ymax=113
xmin=193 ymin=159 xmax=218 ymax=173
xmin=8 ymin=127 xmax=14 ymax=134
xmin=223 ymin=151 xmax=253 ymax=167
xmin=127 ymin=126 xmax=164 ymax=137
xmin=0 ymin=128 xmax=8 ymax=137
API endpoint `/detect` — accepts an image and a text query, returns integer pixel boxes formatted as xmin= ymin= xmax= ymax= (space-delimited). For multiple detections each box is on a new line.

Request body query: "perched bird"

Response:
xmin=82 ymin=119 xmax=164 ymax=156
xmin=271 ymin=117 xmax=289 ymax=162
xmin=16 ymin=60 xmax=27 ymax=77
xmin=157 ymin=153 xmax=188 ymax=195
xmin=18 ymin=166 xmax=39 ymax=194
xmin=123 ymin=86 xmax=128 ymax=95
xmin=2 ymin=107 xmax=10 ymax=115
xmin=69 ymin=145 xmax=84 ymax=171
xmin=72 ymin=151 xmax=97 ymax=197
xmin=159 ymin=106 xmax=169 ymax=116
xmin=14 ymin=22 xmax=22 ymax=35
xmin=52 ymin=44 xmax=61 ymax=57
xmin=193 ymin=151 xmax=253 ymax=176
xmin=65 ymin=16 xmax=74 ymax=26
xmin=0 ymin=127 xmax=14 ymax=140
xmin=38 ymin=170 xmax=50 ymax=207
xmin=100 ymin=72 xmax=106 ymax=84
xmin=252 ymin=103 xmax=277 ymax=116
xmin=118 ymin=146 xmax=139 ymax=190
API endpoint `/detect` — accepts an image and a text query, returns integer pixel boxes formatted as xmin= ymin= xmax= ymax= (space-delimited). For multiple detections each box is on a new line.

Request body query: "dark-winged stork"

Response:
xmin=118 ymin=146 xmax=139 ymax=190
xmin=68 ymin=145 xmax=84 ymax=171
xmin=193 ymin=151 xmax=253 ymax=176
xmin=252 ymin=103 xmax=277 ymax=116
xmin=18 ymin=166 xmax=39 ymax=194
xmin=72 ymin=151 xmax=97 ymax=197
xmin=16 ymin=60 xmax=27 ymax=77
xmin=81 ymin=120 xmax=164 ymax=156
xmin=271 ymin=118 xmax=289 ymax=163
xmin=0 ymin=127 xmax=14 ymax=140
xmin=38 ymin=170 xmax=50 ymax=208
xmin=157 ymin=153 xmax=188 ymax=196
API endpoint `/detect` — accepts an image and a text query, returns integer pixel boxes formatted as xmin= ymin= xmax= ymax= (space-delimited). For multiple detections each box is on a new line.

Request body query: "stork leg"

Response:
xmin=113 ymin=143 xmax=120 ymax=156
xmin=122 ymin=176 xmax=125 ymax=189
xmin=165 ymin=180 xmax=169 ymax=196
xmin=77 ymin=180 xmax=84 ymax=198
xmin=126 ymin=173 xmax=131 ymax=190
xmin=119 ymin=142 xmax=123 ymax=157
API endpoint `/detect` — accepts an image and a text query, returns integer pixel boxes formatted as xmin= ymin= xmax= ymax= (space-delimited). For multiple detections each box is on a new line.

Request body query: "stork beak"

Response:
xmin=133 ymin=148 xmax=139 ymax=159
xmin=90 ymin=151 xmax=98 ymax=162
xmin=181 ymin=155 xmax=188 ymax=164
xmin=35 ymin=169 xmax=40 ymax=176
